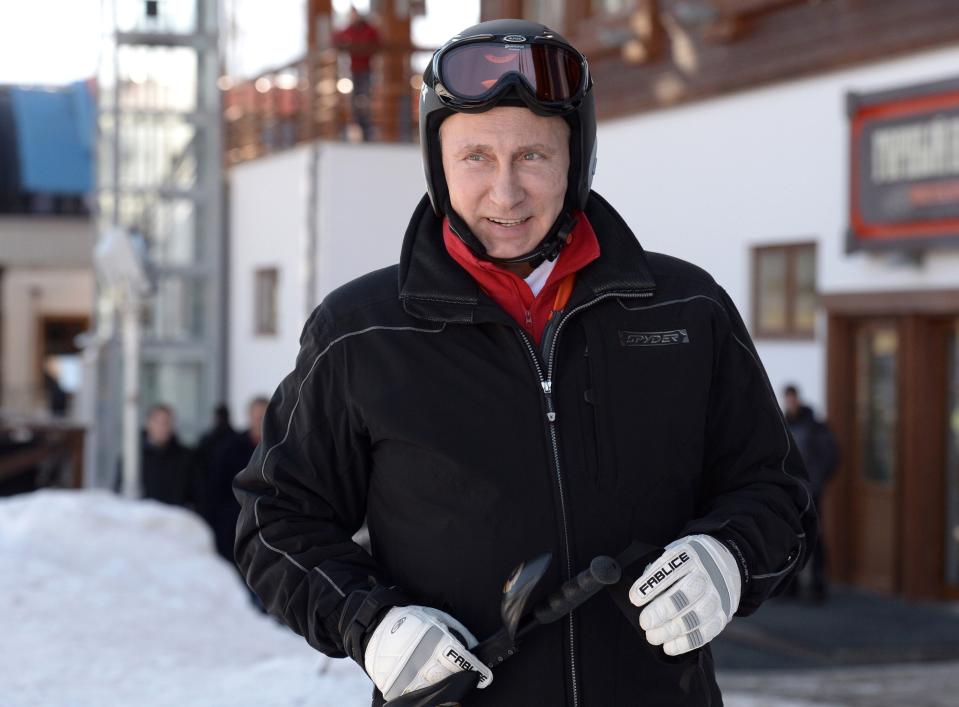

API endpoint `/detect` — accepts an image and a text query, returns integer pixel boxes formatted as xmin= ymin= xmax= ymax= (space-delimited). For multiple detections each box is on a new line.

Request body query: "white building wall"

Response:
xmin=316 ymin=142 xmax=426 ymax=300
xmin=229 ymin=145 xmax=312 ymax=425
xmin=228 ymin=141 xmax=423 ymax=422
xmin=229 ymin=43 xmax=959 ymax=418
xmin=594 ymin=43 xmax=959 ymax=412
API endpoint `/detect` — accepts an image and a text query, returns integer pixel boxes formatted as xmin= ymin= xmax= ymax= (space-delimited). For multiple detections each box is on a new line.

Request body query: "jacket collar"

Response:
xmin=398 ymin=191 xmax=657 ymax=324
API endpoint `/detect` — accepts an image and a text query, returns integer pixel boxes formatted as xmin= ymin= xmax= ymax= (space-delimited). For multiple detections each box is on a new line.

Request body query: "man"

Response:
xmin=207 ymin=397 xmax=268 ymax=562
xmin=194 ymin=403 xmax=235 ymax=518
xmin=235 ymin=19 xmax=816 ymax=706
xmin=333 ymin=7 xmax=381 ymax=141
xmin=139 ymin=403 xmax=196 ymax=508
xmin=783 ymin=384 xmax=838 ymax=602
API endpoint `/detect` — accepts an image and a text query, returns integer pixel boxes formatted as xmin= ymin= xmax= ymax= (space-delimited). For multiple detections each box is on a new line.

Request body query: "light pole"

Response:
xmin=92 ymin=226 xmax=152 ymax=498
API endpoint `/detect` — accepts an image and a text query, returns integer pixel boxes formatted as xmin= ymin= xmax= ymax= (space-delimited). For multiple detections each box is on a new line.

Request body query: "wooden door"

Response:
xmin=946 ymin=319 xmax=959 ymax=596
xmin=850 ymin=320 xmax=900 ymax=592
xmin=825 ymin=292 xmax=959 ymax=599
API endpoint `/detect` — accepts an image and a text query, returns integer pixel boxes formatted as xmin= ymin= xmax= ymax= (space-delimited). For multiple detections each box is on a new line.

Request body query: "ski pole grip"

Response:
xmin=535 ymin=555 xmax=621 ymax=624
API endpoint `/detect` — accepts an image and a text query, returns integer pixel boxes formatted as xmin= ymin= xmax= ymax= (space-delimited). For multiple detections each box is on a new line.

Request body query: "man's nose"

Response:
xmin=488 ymin=163 xmax=525 ymax=211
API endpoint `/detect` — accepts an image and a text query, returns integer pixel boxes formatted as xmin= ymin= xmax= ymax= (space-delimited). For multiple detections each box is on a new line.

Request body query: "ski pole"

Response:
xmin=383 ymin=541 xmax=663 ymax=707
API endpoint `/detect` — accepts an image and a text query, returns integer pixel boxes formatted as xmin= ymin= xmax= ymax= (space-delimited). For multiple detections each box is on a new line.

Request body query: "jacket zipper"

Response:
xmin=515 ymin=288 xmax=654 ymax=707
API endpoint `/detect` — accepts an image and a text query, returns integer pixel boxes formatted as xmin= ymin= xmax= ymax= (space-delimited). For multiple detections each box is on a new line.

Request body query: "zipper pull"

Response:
xmin=542 ymin=380 xmax=557 ymax=422
xmin=525 ymin=309 xmax=533 ymax=330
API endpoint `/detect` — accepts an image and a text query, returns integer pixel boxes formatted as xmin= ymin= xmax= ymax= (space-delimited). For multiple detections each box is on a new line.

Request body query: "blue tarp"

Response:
xmin=9 ymin=81 xmax=94 ymax=194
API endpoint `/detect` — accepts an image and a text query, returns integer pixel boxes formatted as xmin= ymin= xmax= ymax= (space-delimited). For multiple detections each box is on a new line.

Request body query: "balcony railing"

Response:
xmin=0 ymin=421 xmax=85 ymax=493
xmin=223 ymin=43 xmax=433 ymax=165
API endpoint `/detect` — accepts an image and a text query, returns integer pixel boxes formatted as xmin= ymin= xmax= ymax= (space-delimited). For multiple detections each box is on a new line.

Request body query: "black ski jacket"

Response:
xmin=234 ymin=192 xmax=817 ymax=707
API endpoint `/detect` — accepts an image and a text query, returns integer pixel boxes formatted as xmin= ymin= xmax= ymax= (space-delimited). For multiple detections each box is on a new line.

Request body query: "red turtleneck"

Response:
xmin=443 ymin=213 xmax=601 ymax=344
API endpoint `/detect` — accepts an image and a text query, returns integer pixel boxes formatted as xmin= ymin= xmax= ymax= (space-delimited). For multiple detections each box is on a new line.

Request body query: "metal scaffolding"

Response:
xmin=88 ymin=0 xmax=224 ymax=490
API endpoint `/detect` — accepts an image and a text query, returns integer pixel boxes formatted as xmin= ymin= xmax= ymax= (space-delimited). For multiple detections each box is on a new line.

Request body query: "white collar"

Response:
xmin=523 ymin=257 xmax=557 ymax=297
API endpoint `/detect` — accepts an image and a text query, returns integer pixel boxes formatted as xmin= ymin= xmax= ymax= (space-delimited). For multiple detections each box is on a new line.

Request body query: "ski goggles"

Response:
xmin=430 ymin=36 xmax=590 ymax=113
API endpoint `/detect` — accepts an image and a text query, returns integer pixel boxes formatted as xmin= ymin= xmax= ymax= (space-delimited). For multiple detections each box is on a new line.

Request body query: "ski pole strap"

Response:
xmin=606 ymin=540 xmax=665 ymax=638
xmin=474 ymin=626 xmax=517 ymax=669
xmin=381 ymin=670 xmax=479 ymax=707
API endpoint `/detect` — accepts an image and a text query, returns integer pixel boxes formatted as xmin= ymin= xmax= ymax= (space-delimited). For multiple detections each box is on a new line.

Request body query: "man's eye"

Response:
xmin=523 ymin=152 xmax=543 ymax=161
xmin=466 ymin=154 xmax=485 ymax=161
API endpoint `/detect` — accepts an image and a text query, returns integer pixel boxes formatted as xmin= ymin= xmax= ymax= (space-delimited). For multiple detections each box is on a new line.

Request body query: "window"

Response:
xmin=254 ymin=267 xmax=279 ymax=336
xmin=752 ymin=242 xmax=817 ymax=339
xmin=144 ymin=275 xmax=206 ymax=342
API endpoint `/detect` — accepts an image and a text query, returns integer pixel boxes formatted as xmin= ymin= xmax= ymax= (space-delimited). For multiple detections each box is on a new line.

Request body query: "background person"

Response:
xmin=783 ymin=383 xmax=839 ymax=602
xmin=333 ymin=7 xmax=381 ymax=141
xmin=208 ymin=397 xmax=268 ymax=563
xmin=193 ymin=403 xmax=236 ymax=528
xmin=137 ymin=403 xmax=197 ymax=509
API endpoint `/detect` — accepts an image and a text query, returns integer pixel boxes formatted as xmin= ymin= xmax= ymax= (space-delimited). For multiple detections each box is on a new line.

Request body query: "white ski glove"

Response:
xmin=364 ymin=605 xmax=493 ymax=700
xmin=628 ymin=534 xmax=742 ymax=656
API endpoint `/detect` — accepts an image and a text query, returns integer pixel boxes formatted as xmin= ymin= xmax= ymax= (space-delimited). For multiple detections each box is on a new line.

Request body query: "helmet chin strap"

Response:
xmin=445 ymin=201 xmax=578 ymax=270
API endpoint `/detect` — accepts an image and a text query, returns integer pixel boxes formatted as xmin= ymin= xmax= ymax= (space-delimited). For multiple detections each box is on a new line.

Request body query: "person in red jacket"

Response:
xmin=333 ymin=7 xmax=381 ymax=141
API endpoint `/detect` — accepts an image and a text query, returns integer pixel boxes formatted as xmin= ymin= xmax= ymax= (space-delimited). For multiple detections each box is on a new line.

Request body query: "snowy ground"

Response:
xmin=3 ymin=489 xmax=958 ymax=706
xmin=1 ymin=489 xmax=372 ymax=707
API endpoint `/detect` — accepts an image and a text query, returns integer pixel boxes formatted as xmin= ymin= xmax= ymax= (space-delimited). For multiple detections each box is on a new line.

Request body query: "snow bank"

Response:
xmin=0 ymin=489 xmax=372 ymax=707
xmin=1 ymin=488 xmax=870 ymax=706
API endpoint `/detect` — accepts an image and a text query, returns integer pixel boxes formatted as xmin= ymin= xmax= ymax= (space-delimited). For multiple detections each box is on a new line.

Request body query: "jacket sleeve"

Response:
xmin=233 ymin=304 xmax=400 ymax=659
xmin=680 ymin=287 xmax=818 ymax=615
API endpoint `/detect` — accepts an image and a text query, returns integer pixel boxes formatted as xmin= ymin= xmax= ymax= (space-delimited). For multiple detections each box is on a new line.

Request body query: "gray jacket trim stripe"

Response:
xmin=618 ymin=294 xmax=813 ymax=514
xmin=252 ymin=323 xmax=446 ymax=595
xmin=619 ymin=293 xmax=813 ymax=582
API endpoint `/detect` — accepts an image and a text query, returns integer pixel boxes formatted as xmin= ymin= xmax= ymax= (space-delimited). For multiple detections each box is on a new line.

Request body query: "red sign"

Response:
xmin=847 ymin=77 xmax=959 ymax=252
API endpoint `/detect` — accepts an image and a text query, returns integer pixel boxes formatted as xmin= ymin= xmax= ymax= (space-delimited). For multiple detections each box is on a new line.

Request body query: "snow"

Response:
xmin=1 ymin=489 xmax=373 ymax=707
xmin=3 ymin=489 xmax=955 ymax=707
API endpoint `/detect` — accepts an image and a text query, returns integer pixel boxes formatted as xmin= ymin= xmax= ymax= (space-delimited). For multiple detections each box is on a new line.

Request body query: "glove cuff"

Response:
xmin=707 ymin=529 xmax=751 ymax=589
xmin=338 ymin=584 xmax=411 ymax=669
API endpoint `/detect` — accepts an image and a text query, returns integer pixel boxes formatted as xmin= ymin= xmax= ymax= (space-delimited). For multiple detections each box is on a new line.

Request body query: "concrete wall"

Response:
xmin=1 ymin=268 xmax=94 ymax=415
xmin=1 ymin=216 xmax=95 ymax=416
xmin=0 ymin=217 xmax=94 ymax=268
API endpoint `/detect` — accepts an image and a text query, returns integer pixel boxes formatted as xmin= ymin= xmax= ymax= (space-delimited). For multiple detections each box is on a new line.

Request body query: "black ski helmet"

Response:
xmin=419 ymin=19 xmax=597 ymax=265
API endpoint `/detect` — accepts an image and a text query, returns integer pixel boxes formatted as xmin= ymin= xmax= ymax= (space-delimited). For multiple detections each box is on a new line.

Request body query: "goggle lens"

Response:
xmin=439 ymin=42 xmax=584 ymax=104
